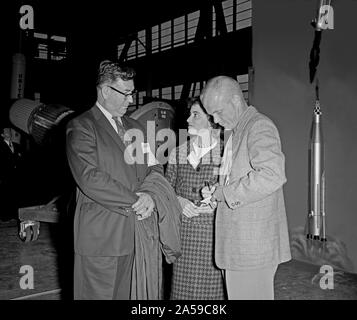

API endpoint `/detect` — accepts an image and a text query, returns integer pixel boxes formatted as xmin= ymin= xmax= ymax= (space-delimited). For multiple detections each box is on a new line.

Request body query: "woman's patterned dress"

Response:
xmin=165 ymin=139 xmax=225 ymax=300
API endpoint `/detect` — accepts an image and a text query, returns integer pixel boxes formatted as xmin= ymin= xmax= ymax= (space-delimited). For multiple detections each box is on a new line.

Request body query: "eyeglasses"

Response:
xmin=108 ymin=86 xmax=137 ymax=98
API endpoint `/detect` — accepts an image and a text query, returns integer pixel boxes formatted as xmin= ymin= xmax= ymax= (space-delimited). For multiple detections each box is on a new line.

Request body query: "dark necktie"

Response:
xmin=112 ymin=116 xmax=129 ymax=146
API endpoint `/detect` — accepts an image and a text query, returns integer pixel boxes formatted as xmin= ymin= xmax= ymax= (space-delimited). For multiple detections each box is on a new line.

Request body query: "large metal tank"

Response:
xmin=130 ymin=100 xmax=176 ymax=165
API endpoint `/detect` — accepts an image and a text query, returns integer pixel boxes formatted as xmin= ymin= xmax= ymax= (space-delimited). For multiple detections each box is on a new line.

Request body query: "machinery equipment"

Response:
xmin=9 ymin=99 xmax=75 ymax=242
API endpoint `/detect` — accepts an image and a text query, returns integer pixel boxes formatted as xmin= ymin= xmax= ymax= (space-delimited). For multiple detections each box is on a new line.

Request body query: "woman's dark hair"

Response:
xmin=187 ymin=97 xmax=221 ymax=130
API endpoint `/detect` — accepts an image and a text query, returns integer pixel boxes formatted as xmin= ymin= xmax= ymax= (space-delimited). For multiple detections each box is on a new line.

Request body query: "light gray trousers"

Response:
xmin=223 ymin=264 xmax=278 ymax=300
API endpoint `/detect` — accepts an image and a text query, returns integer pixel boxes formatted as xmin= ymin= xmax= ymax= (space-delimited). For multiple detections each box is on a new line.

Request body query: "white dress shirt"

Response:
xmin=219 ymin=132 xmax=232 ymax=185
xmin=96 ymin=101 xmax=122 ymax=133
xmin=4 ymin=139 xmax=14 ymax=153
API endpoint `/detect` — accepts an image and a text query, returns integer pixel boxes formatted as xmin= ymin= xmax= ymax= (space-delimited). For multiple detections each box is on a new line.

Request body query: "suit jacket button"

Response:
xmin=231 ymin=203 xmax=235 ymax=207
xmin=192 ymin=187 xmax=197 ymax=193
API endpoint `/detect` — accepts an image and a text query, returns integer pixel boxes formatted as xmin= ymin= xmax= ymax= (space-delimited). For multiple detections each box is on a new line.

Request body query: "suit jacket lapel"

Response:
xmin=90 ymin=106 xmax=139 ymax=174
xmin=90 ymin=106 xmax=126 ymax=152
xmin=231 ymin=106 xmax=258 ymax=160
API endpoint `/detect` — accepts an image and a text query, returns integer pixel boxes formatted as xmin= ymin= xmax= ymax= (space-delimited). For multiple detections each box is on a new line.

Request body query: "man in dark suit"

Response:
xmin=0 ymin=126 xmax=23 ymax=221
xmin=66 ymin=60 xmax=163 ymax=299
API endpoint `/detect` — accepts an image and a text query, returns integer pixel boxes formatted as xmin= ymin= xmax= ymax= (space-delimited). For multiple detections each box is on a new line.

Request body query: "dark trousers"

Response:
xmin=74 ymin=253 xmax=134 ymax=300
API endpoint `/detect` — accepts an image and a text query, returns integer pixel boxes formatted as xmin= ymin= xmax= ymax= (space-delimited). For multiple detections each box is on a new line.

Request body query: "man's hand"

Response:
xmin=132 ymin=192 xmax=155 ymax=220
xmin=178 ymin=197 xmax=200 ymax=218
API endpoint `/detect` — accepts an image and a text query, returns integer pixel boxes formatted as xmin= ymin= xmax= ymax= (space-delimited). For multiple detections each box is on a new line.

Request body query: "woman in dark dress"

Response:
xmin=165 ymin=98 xmax=225 ymax=300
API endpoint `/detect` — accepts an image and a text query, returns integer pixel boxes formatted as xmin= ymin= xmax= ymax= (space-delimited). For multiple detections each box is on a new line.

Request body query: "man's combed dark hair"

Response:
xmin=96 ymin=60 xmax=136 ymax=86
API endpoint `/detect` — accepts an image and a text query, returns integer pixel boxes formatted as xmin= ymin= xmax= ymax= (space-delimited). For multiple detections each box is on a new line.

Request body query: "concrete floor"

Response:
xmin=0 ymin=220 xmax=72 ymax=300
xmin=1 ymin=220 xmax=357 ymax=300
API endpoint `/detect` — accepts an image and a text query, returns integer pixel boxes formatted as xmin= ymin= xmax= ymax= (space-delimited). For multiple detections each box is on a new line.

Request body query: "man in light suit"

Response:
xmin=66 ymin=60 xmax=163 ymax=299
xmin=201 ymin=76 xmax=291 ymax=300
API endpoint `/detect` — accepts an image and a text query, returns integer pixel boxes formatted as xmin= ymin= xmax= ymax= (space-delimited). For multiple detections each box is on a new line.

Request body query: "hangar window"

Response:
xmin=50 ymin=35 xmax=67 ymax=61
xmin=160 ymin=21 xmax=172 ymax=52
xmin=137 ymin=30 xmax=146 ymax=57
xmin=213 ymin=0 xmax=252 ymax=36
xmin=161 ymin=87 xmax=172 ymax=100
xmin=34 ymin=32 xmax=47 ymax=39
xmin=34 ymin=32 xmax=67 ymax=61
xmin=223 ymin=0 xmax=234 ymax=33
xmin=237 ymin=73 xmax=249 ymax=101
xmin=187 ymin=11 xmax=200 ymax=44
xmin=119 ymin=1 xmax=251 ymax=60
xmin=173 ymin=16 xmax=185 ymax=48
xmin=174 ymin=85 xmax=184 ymax=100
xmin=117 ymin=43 xmax=125 ymax=59
xmin=189 ymin=82 xmax=204 ymax=98
xmin=126 ymin=39 xmax=136 ymax=59
xmin=118 ymin=10 xmax=199 ymax=60
xmin=118 ymin=1 xmax=251 ymax=61
xmin=236 ymin=0 xmax=252 ymax=30
xmin=37 ymin=43 xmax=48 ymax=60
xmin=152 ymin=88 xmax=160 ymax=98
xmin=152 ymin=25 xmax=159 ymax=54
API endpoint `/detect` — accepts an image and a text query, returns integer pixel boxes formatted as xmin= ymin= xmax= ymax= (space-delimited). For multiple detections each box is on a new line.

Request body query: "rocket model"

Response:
xmin=307 ymin=97 xmax=326 ymax=241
